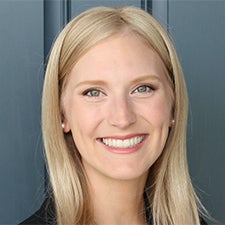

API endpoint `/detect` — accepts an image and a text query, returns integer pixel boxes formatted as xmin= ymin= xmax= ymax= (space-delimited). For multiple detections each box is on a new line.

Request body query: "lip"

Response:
xmin=96 ymin=134 xmax=148 ymax=154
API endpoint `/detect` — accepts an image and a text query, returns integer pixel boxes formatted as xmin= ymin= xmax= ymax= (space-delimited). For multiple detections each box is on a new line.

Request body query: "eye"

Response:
xmin=132 ymin=85 xmax=155 ymax=95
xmin=82 ymin=88 xmax=104 ymax=97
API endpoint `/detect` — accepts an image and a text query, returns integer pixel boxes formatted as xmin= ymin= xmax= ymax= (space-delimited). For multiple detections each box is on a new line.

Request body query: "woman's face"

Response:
xmin=62 ymin=33 xmax=173 ymax=182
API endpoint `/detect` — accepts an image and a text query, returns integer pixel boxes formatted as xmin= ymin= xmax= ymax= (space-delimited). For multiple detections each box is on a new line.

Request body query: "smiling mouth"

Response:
xmin=99 ymin=135 xmax=146 ymax=149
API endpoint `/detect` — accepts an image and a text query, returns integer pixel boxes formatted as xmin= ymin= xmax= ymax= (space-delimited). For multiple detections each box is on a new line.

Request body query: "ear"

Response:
xmin=61 ymin=116 xmax=71 ymax=133
xmin=169 ymin=106 xmax=175 ymax=128
xmin=169 ymin=119 xmax=175 ymax=128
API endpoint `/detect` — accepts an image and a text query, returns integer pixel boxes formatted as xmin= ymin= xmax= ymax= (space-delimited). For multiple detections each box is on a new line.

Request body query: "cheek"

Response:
xmin=66 ymin=100 xmax=103 ymax=135
xmin=156 ymin=103 xmax=171 ymax=125
xmin=140 ymin=96 xmax=172 ymax=127
xmin=156 ymin=92 xmax=173 ymax=123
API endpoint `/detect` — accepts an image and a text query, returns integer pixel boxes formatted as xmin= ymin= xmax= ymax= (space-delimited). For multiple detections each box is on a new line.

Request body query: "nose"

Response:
xmin=108 ymin=96 xmax=136 ymax=129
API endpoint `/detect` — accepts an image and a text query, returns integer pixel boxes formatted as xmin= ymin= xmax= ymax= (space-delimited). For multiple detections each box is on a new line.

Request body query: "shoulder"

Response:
xmin=19 ymin=197 xmax=56 ymax=225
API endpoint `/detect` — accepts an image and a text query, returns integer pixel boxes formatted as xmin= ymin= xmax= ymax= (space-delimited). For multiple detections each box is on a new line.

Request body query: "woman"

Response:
xmin=21 ymin=6 xmax=208 ymax=225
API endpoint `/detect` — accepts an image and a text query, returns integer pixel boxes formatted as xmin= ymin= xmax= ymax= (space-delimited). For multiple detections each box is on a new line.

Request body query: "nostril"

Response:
xmin=107 ymin=97 xmax=136 ymax=128
xmin=108 ymin=111 xmax=136 ymax=128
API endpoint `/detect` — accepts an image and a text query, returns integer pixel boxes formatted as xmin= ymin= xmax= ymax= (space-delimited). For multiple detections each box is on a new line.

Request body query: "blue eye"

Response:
xmin=83 ymin=89 xmax=102 ymax=97
xmin=133 ymin=85 xmax=154 ymax=94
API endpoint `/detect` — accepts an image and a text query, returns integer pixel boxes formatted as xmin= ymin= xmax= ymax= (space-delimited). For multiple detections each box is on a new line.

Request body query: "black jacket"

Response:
xmin=20 ymin=196 xmax=207 ymax=225
xmin=20 ymin=197 xmax=56 ymax=225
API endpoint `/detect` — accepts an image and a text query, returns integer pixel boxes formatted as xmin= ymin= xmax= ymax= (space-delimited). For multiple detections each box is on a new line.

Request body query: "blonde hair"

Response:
xmin=42 ymin=6 xmax=205 ymax=225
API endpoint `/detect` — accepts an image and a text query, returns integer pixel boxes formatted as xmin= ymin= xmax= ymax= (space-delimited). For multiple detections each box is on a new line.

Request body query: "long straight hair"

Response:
xmin=42 ymin=6 xmax=206 ymax=225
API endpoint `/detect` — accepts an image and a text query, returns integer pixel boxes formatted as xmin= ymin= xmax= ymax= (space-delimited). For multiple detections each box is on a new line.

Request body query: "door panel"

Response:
xmin=0 ymin=1 xmax=45 ymax=223
xmin=70 ymin=0 xmax=142 ymax=16
xmin=168 ymin=1 xmax=225 ymax=223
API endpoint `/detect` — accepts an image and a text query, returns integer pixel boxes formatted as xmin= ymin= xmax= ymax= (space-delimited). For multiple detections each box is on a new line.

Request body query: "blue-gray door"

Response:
xmin=0 ymin=0 xmax=45 ymax=224
xmin=168 ymin=1 xmax=225 ymax=224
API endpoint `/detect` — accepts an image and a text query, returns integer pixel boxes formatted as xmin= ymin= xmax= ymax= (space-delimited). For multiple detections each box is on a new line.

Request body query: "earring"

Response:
xmin=171 ymin=119 xmax=175 ymax=126
xmin=62 ymin=123 xmax=65 ymax=129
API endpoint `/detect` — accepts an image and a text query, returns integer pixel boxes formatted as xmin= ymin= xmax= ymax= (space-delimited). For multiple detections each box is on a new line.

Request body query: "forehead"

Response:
xmin=69 ymin=33 xmax=168 ymax=80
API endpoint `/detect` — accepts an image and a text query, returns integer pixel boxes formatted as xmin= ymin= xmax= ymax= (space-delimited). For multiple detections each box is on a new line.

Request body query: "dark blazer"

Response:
xmin=20 ymin=194 xmax=153 ymax=225
xmin=20 ymin=197 xmax=56 ymax=225
xmin=19 ymin=196 xmax=207 ymax=225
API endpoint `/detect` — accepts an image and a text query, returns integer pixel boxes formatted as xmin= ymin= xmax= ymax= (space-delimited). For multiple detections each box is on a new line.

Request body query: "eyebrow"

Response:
xmin=74 ymin=80 xmax=108 ymax=88
xmin=130 ymin=74 xmax=161 ymax=85
xmin=74 ymin=74 xmax=161 ymax=88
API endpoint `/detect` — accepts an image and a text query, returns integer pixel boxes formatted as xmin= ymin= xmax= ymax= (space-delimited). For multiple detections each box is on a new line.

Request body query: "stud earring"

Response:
xmin=171 ymin=119 xmax=175 ymax=125
xmin=62 ymin=123 xmax=65 ymax=129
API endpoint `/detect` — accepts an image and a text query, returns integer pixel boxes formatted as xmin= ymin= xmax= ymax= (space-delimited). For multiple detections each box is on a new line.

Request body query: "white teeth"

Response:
xmin=102 ymin=136 xmax=144 ymax=148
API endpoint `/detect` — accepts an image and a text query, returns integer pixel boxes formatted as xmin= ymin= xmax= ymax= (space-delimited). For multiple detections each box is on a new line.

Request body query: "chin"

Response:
xmin=103 ymin=167 xmax=149 ymax=182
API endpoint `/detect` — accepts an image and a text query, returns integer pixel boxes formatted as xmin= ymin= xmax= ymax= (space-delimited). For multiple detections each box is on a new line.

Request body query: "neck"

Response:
xmin=86 ymin=171 xmax=148 ymax=225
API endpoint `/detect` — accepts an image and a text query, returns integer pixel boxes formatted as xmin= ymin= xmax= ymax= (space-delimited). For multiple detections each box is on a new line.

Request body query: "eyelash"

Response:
xmin=82 ymin=88 xmax=104 ymax=97
xmin=132 ymin=84 xmax=155 ymax=94
xmin=82 ymin=84 xmax=156 ymax=98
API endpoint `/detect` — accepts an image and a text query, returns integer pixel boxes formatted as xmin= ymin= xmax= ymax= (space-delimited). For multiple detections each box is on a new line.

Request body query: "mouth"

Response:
xmin=98 ymin=134 xmax=146 ymax=149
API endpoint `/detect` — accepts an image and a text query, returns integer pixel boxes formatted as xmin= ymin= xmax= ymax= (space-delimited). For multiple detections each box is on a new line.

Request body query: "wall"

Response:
xmin=0 ymin=0 xmax=45 ymax=224
xmin=168 ymin=1 xmax=225 ymax=223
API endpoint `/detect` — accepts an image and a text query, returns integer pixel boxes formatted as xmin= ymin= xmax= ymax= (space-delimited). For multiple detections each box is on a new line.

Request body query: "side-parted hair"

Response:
xmin=42 ymin=6 xmax=206 ymax=225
